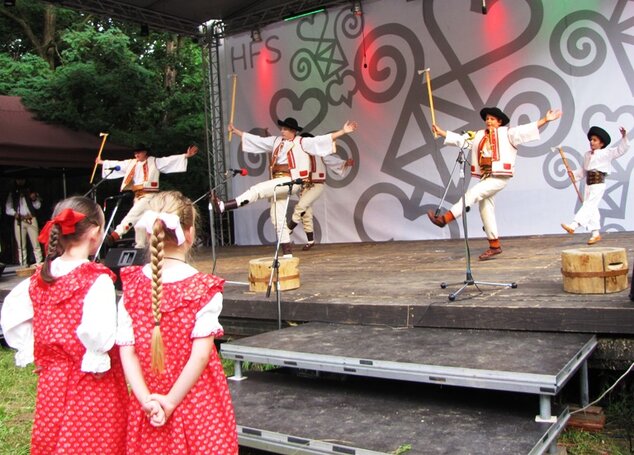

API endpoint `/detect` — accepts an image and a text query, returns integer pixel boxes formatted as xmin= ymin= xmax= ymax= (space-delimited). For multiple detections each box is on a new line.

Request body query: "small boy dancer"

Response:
xmin=561 ymin=126 xmax=629 ymax=244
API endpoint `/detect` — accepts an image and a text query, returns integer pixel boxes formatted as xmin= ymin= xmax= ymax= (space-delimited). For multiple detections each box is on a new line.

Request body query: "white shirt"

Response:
xmin=0 ymin=258 xmax=117 ymax=373
xmin=241 ymin=133 xmax=336 ymax=165
xmin=574 ymin=137 xmax=630 ymax=180
xmin=5 ymin=194 xmax=41 ymax=217
xmin=115 ymin=262 xmax=224 ymax=345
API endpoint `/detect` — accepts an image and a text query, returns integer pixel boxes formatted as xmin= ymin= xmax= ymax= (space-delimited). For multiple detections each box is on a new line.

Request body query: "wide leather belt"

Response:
xmin=586 ymin=170 xmax=606 ymax=185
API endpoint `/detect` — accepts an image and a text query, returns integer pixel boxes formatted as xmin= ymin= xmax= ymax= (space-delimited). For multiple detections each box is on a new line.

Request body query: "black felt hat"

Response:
xmin=277 ymin=117 xmax=303 ymax=132
xmin=133 ymin=143 xmax=150 ymax=153
xmin=587 ymin=126 xmax=611 ymax=148
xmin=480 ymin=107 xmax=510 ymax=126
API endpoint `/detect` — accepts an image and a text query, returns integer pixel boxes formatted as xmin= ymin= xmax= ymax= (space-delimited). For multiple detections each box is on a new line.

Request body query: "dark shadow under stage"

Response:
xmin=196 ymin=232 xmax=634 ymax=337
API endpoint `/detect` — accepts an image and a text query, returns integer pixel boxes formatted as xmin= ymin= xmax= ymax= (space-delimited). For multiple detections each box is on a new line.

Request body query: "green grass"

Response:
xmin=558 ymin=428 xmax=629 ymax=455
xmin=0 ymin=347 xmax=37 ymax=455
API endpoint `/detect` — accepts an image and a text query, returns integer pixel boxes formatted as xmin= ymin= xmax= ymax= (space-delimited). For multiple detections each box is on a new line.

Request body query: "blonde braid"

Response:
xmin=150 ymin=219 xmax=166 ymax=374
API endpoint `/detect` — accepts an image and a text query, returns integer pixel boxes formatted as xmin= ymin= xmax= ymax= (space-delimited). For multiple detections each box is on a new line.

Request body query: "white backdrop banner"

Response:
xmin=222 ymin=0 xmax=634 ymax=245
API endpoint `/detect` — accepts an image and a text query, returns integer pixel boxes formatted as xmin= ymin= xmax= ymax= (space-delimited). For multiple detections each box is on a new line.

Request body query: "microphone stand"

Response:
xmin=83 ymin=168 xmax=118 ymax=201
xmin=437 ymin=138 xmax=517 ymax=301
xmin=266 ymin=181 xmax=300 ymax=330
xmin=194 ymin=173 xmax=238 ymax=275
xmin=95 ymin=194 xmax=130 ymax=261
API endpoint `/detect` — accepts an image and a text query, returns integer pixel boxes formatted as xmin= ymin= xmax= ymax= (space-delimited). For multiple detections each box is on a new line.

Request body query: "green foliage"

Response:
xmin=391 ymin=443 xmax=412 ymax=454
xmin=0 ymin=53 xmax=51 ymax=95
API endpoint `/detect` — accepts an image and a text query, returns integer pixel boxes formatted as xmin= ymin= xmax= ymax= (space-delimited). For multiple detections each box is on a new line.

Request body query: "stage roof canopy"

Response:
xmin=0 ymin=96 xmax=129 ymax=169
xmin=54 ymin=0 xmax=353 ymax=37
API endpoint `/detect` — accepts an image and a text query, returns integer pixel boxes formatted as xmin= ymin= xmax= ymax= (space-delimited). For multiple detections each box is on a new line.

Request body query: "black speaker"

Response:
xmin=102 ymin=248 xmax=146 ymax=289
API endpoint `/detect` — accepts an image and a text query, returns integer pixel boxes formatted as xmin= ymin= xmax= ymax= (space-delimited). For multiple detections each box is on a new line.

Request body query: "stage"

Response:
xmin=196 ymin=232 xmax=634 ymax=337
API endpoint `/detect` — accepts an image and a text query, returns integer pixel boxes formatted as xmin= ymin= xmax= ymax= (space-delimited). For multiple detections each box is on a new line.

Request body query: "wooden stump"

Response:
xmin=248 ymin=257 xmax=300 ymax=292
xmin=561 ymin=247 xmax=629 ymax=294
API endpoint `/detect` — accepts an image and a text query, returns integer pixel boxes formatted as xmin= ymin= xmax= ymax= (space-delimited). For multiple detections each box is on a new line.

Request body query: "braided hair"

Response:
xmin=40 ymin=197 xmax=104 ymax=283
xmin=148 ymin=191 xmax=197 ymax=374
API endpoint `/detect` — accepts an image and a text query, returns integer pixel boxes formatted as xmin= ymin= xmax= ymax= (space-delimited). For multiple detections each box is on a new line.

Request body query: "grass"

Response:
xmin=0 ymin=347 xmax=36 ymax=455
xmin=558 ymin=428 xmax=629 ymax=455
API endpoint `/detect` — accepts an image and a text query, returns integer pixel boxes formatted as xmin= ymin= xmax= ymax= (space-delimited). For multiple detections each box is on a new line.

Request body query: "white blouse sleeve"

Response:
xmin=76 ymin=274 xmax=117 ymax=373
xmin=300 ymin=134 xmax=337 ymax=157
xmin=0 ymin=278 xmax=34 ymax=367
xmin=115 ymin=297 xmax=135 ymax=346
xmin=101 ymin=159 xmax=132 ymax=179
xmin=191 ymin=292 xmax=224 ymax=338
xmin=154 ymin=154 xmax=189 ymax=173
xmin=241 ymin=133 xmax=278 ymax=154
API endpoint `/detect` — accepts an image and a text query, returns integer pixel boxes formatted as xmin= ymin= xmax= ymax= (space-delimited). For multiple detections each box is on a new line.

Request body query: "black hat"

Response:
xmin=133 ymin=143 xmax=150 ymax=153
xmin=587 ymin=126 xmax=611 ymax=148
xmin=277 ymin=117 xmax=303 ymax=132
xmin=480 ymin=107 xmax=510 ymax=126
xmin=300 ymin=132 xmax=314 ymax=138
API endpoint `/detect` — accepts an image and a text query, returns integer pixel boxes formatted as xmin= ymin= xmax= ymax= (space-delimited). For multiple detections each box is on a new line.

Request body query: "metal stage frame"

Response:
xmin=221 ymin=322 xmax=597 ymax=422
xmin=229 ymin=370 xmax=571 ymax=455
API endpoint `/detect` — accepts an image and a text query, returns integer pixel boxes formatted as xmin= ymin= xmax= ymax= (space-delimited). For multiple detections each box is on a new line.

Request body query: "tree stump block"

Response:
xmin=248 ymin=257 xmax=300 ymax=292
xmin=561 ymin=247 xmax=629 ymax=294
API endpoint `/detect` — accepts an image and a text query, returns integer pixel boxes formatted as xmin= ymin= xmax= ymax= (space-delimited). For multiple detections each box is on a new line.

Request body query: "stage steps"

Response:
xmin=221 ymin=323 xmax=596 ymax=454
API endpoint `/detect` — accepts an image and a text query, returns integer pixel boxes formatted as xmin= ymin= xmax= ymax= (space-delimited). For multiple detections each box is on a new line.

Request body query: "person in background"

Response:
xmin=212 ymin=117 xmax=357 ymax=257
xmin=287 ymin=132 xmax=354 ymax=250
xmin=0 ymin=196 xmax=128 ymax=454
xmin=96 ymin=143 xmax=198 ymax=248
xmin=5 ymin=178 xmax=43 ymax=266
xmin=561 ymin=125 xmax=629 ymax=244
xmin=117 ymin=191 xmax=238 ymax=454
xmin=428 ymin=107 xmax=562 ymax=260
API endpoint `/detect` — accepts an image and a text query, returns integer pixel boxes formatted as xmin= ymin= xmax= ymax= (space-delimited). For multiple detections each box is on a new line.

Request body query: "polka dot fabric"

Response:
xmin=120 ymin=267 xmax=238 ymax=455
xmin=28 ymin=263 xmax=128 ymax=455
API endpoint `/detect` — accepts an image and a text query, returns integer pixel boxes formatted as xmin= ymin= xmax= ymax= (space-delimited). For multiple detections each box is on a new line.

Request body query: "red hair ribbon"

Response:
xmin=38 ymin=208 xmax=86 ymax=244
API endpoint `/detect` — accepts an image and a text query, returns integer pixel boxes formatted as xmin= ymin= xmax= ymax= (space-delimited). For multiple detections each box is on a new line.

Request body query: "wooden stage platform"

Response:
xmin=194 ymin=232 xmax=634 ymax=336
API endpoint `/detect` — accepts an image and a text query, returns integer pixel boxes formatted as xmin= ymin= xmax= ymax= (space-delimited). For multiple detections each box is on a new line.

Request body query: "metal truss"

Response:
xmin=201 ymin=22 xmax=232 ymax=248
xmin=221 ymin=0 xmax=352 ymax=37
xmin=49 ymin=0 xmax=201 ymax=36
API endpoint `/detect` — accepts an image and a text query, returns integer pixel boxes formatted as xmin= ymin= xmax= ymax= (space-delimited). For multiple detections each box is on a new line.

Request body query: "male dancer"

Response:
xmin=97 ymin=143 xmax=198 ymax=247
xmin=5 ymin=178 xmax=43 ymax=265
xmin=428 ymin=107 xmax=562 ymax=260
xmin=287 ymin=132 xmax=354 ymax=250
xmin=212 ymin=117 xmax=357 ymax=257
xmin=561 ymin=125 xmax=629 ymax=244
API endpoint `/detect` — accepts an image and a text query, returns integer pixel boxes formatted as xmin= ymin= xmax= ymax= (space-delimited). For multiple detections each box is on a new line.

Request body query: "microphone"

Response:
xmin=104 ymin=165 xmax=121 ymax=171
xmin=104 ymin=192 xmax=133 ymax=201
xmin=275 ymin=178 xmax=304 ymax=188
xmin=482 ymin=0 xmax=487 ymax=14
xmin=225 ymin=168 xmax=248 ymax=177
xmin=462 ymin=130 xmax=476 ymax=140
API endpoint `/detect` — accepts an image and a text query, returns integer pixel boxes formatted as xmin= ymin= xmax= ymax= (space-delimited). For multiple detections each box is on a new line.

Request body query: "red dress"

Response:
xmin=28 ymin=263 xmax=128 ymax=455
xmin=120 ymin=266 xmax=238 ymax=455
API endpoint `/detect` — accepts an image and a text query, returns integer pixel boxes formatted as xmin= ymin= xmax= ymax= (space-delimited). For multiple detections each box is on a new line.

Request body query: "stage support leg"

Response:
xmin=228 ymin=360 xmax=247 ymax=381
xmin=580 ymin=360 xmax=589 ymax=407
xmin=536 ymin=394 xmax=556 ymax=423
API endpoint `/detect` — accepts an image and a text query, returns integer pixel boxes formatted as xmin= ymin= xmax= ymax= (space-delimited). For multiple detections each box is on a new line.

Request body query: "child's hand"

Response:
xmin=143 ymin=399 xmax=166 ymax=427
xmin=619 ymin=126 xmax=627 ymax=138
xmin=148 ymin=393 xmax=177 ymax=420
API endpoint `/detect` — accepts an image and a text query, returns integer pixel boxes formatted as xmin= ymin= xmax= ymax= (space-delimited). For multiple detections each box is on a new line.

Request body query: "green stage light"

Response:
xmin=283 ymin=8 xmax=326 ymax=21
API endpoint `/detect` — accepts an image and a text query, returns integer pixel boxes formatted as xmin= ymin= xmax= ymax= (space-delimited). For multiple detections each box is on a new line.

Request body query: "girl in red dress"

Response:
xmin=116 ymin=191 xmax=238 ymax=455
xmin=0 ymin=196 xmax=128 ymax=454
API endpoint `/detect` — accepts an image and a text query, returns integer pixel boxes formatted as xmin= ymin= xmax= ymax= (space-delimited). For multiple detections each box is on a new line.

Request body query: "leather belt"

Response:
xmin=586 ymin=170 xmax=606 ymax=185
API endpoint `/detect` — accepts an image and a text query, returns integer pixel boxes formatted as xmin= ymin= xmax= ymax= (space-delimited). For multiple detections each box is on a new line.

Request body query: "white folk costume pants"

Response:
xmin=449 ymin=176 xmax=510 ymax=240
xmin=13 ymin=218 xmax=43 ymax=265
xmin=235 ymin=177 xmax=301 ymax=243
xmin=573 ymin=183 xmax=604 ymax=232
xmin=292 ymin=183 xmax=325 ymax=233
xmin=115 ymin=193 xmax=156 ymax=247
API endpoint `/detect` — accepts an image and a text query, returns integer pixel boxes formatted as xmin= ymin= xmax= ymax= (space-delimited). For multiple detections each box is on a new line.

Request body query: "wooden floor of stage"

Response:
xmin=191 ymin=231 xmax=634 ymax=336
